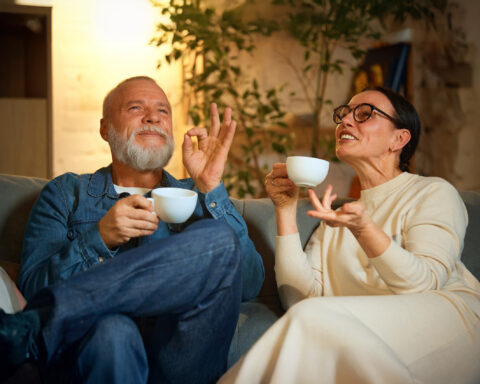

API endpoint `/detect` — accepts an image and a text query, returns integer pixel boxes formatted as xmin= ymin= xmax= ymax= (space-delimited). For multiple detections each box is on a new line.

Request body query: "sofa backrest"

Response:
xmin=459 ymin=191 xmax=480 ymax=280
xmin=231 ymin=197 xmax=350 ymax=299
xmin=0 ymin=173 xmax=479 ymax=300
xmin=235 ymin=193 xmax=480 ymax=299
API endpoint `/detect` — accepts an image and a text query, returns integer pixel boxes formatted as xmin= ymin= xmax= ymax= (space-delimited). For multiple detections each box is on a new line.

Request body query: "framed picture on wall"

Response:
xmin=352 ymin=42 xmax=411 ymax=97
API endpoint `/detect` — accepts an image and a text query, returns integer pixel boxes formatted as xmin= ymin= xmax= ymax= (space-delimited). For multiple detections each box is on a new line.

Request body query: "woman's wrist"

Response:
xmin=275 ymin=204 xmax=298 ymax=236
xmin=352 ymin=220 xmax=391 ymax=258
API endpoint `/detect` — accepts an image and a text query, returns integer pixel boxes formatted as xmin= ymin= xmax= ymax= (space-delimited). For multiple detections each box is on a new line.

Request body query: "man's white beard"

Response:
xmin=108 ymin=124 xmax=174 ymax=171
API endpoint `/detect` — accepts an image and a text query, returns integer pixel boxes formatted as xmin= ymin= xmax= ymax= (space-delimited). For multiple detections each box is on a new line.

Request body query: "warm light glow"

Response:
xmin=14 ymin=0 xmax=53 ymax=5
xmin=47 ymin=0 xmax=183 ymax=177
xmin=93 ymin=0 xmax=156 ymax=47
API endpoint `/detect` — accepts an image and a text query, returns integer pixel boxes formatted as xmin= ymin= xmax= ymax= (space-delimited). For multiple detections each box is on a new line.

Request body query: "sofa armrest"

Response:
xmin=0 ymin=174 xmax=48 ymax=283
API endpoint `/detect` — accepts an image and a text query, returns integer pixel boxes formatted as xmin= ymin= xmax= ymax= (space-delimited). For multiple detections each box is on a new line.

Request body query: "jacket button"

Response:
xmin=98 ymin=256 xmax=105 ymax=263
xmin=209 ymin=202 xmax=216 ymax=208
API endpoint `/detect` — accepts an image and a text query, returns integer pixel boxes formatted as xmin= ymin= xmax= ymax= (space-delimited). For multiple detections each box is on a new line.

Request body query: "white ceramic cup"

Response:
xmin=149 ymin=187 xmax=198 ymax=223
xmin=286 ymin=156 xmax=329 ymax=188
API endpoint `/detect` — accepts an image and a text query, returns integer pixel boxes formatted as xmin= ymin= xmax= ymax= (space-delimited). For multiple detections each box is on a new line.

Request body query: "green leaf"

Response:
xmin=272 ymin=142 xmax=286 ymax=154
xmin=227 ymin=87 xmax=239 ymax=97
xmin=173 ymin=49 xmax=182 ymax=60
xmin=190 ymin=111 xmax=201 ymax=126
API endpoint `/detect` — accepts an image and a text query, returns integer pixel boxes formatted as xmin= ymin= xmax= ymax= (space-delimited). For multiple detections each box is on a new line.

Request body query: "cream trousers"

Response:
xmin=220 ymin=293 xmax=480 ymax=384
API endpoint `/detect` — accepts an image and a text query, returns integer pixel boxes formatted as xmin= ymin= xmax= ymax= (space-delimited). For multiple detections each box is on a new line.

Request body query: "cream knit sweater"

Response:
xmin=275 ymin=172 xmax=480 ymax=322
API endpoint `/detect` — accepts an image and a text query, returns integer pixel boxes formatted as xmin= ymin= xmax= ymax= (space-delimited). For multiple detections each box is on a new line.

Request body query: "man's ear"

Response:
xmin=391 ymin=129 xmax=411 ymax=152
xmin=100 ymin=118 xmax=109 ymax=142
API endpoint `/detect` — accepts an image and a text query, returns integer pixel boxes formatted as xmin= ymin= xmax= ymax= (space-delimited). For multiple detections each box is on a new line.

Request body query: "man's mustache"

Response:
xmin=132 ymin=125 xmax=170 ymax=140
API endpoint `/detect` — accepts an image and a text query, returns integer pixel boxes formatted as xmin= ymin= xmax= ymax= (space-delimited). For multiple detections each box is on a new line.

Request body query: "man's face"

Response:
xmin=102 ymin=79 xmax=175 ymax=171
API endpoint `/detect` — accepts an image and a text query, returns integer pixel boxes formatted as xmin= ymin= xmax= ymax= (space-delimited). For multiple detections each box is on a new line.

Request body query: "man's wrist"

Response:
xmin=195 ymin=180 xmax=221 ymax=194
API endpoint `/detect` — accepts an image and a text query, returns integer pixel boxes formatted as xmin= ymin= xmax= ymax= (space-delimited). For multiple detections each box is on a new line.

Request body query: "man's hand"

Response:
xmin=182 ymin=103 xmax=236 ymax=193
xmin=98 ymin=195 xmax=159 ymax=249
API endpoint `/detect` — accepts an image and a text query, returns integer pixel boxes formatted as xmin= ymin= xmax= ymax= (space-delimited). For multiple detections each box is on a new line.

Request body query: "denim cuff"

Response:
xmin=198 ymin=182 xmax=232 ymax=219
xmin=78 ymin=225 xmax=118 ymax=266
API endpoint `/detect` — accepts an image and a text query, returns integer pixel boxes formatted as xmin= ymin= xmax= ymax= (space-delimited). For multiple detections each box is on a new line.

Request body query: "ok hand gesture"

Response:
xmin=182 ymin=103 xmax=236 ymax=193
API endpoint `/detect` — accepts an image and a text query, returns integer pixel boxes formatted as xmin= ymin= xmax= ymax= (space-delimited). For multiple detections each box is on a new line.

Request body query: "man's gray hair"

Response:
xmin=102 ymin=76 xmax=159 ymax=118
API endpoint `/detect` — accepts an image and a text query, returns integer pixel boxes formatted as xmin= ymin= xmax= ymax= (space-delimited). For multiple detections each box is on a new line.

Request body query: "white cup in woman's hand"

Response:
xmin=286 ymin=156 xmax=329 ymax=188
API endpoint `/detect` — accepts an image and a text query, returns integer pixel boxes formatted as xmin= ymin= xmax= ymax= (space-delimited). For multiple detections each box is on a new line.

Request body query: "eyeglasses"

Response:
xmin=333 ymin=103 xmax=396 ymax=124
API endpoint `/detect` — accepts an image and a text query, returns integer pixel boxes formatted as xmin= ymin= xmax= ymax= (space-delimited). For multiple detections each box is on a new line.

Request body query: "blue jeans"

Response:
xmin=28 ymin=219 xmax=242 ymax=384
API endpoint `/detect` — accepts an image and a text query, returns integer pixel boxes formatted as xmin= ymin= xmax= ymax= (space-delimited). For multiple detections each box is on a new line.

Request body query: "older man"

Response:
xmin=1 ymin=76 xmax=264 ymax=383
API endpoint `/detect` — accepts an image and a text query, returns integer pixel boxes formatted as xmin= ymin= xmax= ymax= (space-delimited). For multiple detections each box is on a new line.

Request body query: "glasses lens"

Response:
xmin=333 ymin=105 xmax=350 ymax=124
xmin=354 ymin=104 xmax=373 ymax=122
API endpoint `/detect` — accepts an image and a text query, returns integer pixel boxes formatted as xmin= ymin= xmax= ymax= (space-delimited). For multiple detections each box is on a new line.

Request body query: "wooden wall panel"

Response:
xmin=0 ymin=98 xmax=48 ymax=178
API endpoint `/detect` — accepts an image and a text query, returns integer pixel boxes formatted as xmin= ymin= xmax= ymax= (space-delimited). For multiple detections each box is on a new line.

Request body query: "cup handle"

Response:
xmin=147 ymin=197 xmax=156 ymax=214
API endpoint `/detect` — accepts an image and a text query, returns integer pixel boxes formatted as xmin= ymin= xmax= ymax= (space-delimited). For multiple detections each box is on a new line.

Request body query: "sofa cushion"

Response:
xmin=228 ymin=299 xmax=281 ymax=368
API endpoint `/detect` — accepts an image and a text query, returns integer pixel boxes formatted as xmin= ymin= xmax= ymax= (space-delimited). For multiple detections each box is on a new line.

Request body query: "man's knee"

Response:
xmin=186 ymin=219 xmax=240 ymax=266
xmin=81 ymin=314 xmax=143 ymax=353
xmin=187 ymin=218 xmax=237 ymax=240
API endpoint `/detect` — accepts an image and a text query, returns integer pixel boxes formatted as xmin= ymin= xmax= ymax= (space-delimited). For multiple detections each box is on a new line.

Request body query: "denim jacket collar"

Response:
xmin=87 ymin=164 xmax=195 ymax=198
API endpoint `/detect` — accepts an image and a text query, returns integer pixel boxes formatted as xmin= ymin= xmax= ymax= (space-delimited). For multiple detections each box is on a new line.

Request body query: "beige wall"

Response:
xmin=14 ymin=0 xmax=186 ymax=179
xmin=413 ymin=0 xmax=480 ymax=191
xmin=451 ymin=0 xmax=480 ymax=191
xmin=51 ymin=0 xmax=187 ymax=178
xmin=9 ymin=0 xmax=480 ymax=191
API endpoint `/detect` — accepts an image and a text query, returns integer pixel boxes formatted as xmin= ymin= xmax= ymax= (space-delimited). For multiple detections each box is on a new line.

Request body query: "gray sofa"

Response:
xmin=1 ymin=173 xmax=479 ymax=372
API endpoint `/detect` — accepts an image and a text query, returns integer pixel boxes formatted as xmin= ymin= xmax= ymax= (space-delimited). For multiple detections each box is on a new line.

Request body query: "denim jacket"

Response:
xmin=19 ymin=166 xmax=264 ymax=302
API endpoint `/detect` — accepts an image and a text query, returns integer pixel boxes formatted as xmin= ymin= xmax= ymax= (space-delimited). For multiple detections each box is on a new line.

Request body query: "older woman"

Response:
xmin=220 ymin=87 xmax=480 ymax=384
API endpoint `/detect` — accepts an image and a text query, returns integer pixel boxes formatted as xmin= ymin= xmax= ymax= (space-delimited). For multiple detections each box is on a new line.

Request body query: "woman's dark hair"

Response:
xmin=364 ymin=86 xmax=421 ymax=172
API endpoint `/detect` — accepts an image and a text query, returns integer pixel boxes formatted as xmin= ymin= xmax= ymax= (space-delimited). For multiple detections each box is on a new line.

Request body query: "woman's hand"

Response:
xmin=307 ymin=185 xmax=390 ymax=258
xmin=265 ymin=163 xmax=299 ymax=236
xmin=265 ymin=163 xmax=298 ymax=209
xmin=306 ymin=185 xmax=369 ymax=235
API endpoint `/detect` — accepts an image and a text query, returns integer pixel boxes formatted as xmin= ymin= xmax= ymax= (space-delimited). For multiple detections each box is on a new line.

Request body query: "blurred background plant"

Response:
xmin=151 ymin=0 xmax=294 ymax=198
xmin=151 ymin=0 xmax=449 ymax=197
xmin=271 ymin=0 xmax=448 ymax=158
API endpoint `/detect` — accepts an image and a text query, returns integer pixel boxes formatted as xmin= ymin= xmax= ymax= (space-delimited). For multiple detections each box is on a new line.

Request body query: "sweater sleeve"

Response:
xmin=369 ymin=182 xmax=468 ymax=294
xmin=275 ymin=230 xmax=323 ymax=310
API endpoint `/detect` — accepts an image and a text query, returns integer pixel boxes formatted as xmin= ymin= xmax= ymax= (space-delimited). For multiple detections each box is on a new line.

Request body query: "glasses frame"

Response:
xmin=333 ymin=103 xmax=396 ymax=125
